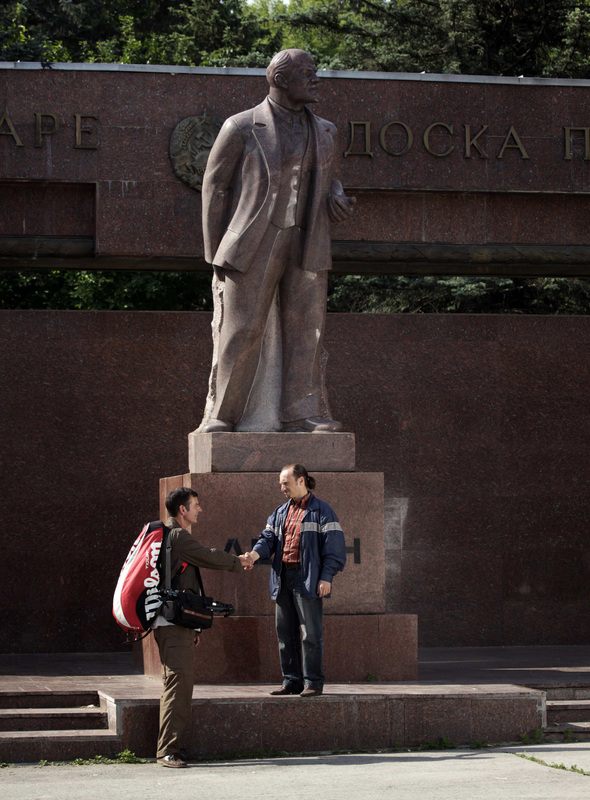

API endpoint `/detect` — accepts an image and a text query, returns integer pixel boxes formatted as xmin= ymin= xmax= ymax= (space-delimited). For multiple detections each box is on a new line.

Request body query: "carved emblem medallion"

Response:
xmin=169 ymin=114 xmax=221 ymax=191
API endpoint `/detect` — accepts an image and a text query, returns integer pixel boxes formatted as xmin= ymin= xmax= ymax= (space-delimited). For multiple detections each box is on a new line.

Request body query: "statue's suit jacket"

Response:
xmin=202 ymin=97 xmax=336 ymax=274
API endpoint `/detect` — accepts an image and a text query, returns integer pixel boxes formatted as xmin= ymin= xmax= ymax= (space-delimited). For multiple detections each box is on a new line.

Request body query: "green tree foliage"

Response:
xmin=1 ymin=270 xmax=588 ymax=314
xmin=1 ymin=1 xmax=136 ymax=62
xmin=0 ymin=270 xmax=213 ymax=310
xmin=328 ymin=274 xmax=590 ymax=314
xmin=0 ymin=0 xmax=278 ymax=66
xmin=271 ymin=0 xmax=590 ymax=78
xmin=4 ymin=0 xmax=590 ymax=76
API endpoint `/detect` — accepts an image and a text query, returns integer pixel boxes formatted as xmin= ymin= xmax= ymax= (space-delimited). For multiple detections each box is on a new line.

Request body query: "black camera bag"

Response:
xmin=162 ymin=588 xmax=214 ymax=630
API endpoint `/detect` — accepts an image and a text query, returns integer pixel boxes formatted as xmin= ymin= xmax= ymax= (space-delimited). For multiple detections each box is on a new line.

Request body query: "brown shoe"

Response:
xmin=300 ymin=687 xmax=323 ymax=697
xmin=157 ymin=754 xmax=187 ymax=768
xmin=270 ymin=685 xmax=303 ymax=696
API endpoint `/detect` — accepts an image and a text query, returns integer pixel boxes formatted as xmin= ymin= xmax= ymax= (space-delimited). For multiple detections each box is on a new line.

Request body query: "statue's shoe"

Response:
xmin=199 ymin=418 xmax=234 ymax=433
xmin=283 ymin=417 xmax=343 ymax=433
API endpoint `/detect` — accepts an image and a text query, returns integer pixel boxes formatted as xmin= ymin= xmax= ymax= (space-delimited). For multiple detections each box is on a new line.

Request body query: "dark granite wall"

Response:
xmin=3 ymin=67 xmax=590 ymax=258
xmin=1 ymin=310 xmax=588 ymax=653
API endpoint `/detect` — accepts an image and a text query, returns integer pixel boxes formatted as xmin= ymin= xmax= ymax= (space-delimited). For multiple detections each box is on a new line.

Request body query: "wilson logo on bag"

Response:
xmin=112 ymin=521 xmax=168 ymax=633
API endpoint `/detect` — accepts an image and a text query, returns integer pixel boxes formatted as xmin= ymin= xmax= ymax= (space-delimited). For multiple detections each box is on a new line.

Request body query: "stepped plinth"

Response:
xmin=142 ymin=431 xmax=418 ymax=683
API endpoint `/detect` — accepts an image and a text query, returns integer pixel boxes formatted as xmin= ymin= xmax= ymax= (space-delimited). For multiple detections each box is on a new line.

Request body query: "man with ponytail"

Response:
xmin=244 ymin=464 xmax=346 ymax=696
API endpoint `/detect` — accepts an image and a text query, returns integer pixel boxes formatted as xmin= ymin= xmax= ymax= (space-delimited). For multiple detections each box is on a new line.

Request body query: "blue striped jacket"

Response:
xmin=253 ymin=494 xmax=346 ymax=600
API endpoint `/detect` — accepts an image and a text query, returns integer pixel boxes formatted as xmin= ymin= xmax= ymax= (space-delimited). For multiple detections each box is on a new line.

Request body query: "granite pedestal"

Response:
xmin=142 ymin=614 xmax=418 ymax=683
xmin=143 ymin=432 xmax=418 ymax=683
xmin=188 ymin=431 xmax=356 ymax=473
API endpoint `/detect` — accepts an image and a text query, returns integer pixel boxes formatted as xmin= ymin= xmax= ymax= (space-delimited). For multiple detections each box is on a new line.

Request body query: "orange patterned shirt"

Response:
xmin=281 ymin=493 xmax=311 ymax=564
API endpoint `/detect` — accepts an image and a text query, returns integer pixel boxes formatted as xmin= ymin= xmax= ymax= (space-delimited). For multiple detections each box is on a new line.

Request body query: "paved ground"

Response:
xmin=419 ymin=645 xmax=590 ymax=686
xmin=2 ymin=744 xmax=590 ymax=800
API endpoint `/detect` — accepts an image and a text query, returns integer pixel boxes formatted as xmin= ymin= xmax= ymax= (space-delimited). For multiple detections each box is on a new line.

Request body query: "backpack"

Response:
xmin=112 ymin=521 xmax=168 ymax=635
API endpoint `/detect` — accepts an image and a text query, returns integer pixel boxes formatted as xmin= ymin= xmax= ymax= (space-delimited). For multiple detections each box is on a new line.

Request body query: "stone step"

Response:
xmin=547 ymin=699 xmax=590 ymax=724
xmin=0 ymin=729 xmax=122 ymax=763
xmin=543 ymin=721 xmax=590 ymax=742
xmin=543 ymin=687 xmax=590 ymax=701
xmin=0 ymin=690 xmax=100 ymax=709
xmin=0 ymin=707 xmax=108 ymax=731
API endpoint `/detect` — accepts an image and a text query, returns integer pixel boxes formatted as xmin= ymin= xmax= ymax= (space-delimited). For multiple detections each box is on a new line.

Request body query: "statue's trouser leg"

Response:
xmin=211 ymin=224 xmax=291 ymax=425
xmin=279 ymin=264 xmax=328 ymax=423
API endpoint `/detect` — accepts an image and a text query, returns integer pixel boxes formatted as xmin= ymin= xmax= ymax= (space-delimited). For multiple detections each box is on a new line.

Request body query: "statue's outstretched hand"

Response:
xmin=328 ymin=181 xmax=356 ymax=223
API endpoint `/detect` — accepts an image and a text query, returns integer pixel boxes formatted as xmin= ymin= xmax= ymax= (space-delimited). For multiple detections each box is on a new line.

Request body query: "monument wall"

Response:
xmin=1 ymin=309 xmax=589 ymax=653
xmin=2 ymin=64 xmax=590 ymax=654
xmin=3 ymin=63 xmax=590 ymax=273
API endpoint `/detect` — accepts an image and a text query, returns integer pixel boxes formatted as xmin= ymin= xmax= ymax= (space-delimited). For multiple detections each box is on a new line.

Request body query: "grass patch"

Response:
xmin=515 ymin=753 xmax=590 ymax=777
xmin=34 ymin=750 xmax=146 ymax=767
xmin=519 ymin=729 xmax=545 ymax=745
xmin=70 ymin=750 xmax=146 ymax=765
xmin=416 ymin=737 xmax=456 ymax=751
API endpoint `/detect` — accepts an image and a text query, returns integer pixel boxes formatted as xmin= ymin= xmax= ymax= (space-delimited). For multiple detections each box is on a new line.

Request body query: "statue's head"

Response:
xmin=266 ymin=49 xmax=319 ymax=106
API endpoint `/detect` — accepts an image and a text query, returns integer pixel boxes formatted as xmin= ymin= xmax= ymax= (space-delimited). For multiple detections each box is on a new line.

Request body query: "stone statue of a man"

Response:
xmin=198 ymin=49 xmax=355 ymax=433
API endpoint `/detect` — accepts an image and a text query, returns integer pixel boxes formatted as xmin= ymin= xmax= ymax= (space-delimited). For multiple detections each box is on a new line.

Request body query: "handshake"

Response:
xmin=237 ymin=551 xmax=259 ymax=571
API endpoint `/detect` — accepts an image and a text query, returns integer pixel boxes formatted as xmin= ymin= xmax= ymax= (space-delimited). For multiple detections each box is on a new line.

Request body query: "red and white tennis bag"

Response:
xmin=112 ymin=521 xmax=168 ymax=633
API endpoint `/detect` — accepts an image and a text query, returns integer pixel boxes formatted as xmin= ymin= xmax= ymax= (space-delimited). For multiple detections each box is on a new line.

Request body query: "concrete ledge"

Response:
xmin=188 ymin=431 xmax=356 ymax=473
xmin=118 ymin=684 xmax=545 ymax=759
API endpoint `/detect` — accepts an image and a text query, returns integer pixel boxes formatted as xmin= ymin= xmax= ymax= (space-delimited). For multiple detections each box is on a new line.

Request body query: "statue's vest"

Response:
xmin=271 ymin=117 xmax=313 ymax=231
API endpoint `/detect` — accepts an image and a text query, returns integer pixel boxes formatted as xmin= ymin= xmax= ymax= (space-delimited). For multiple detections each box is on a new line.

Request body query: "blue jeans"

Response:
xmin=275 ymin=565 xmax=324 ymax=689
